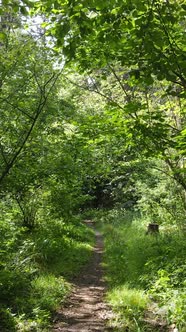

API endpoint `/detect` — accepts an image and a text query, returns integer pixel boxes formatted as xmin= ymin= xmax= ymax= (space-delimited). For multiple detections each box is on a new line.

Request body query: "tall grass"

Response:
xmin=107 ymin=285 xmax=149 ymax=331
xmin=96 ymin=209 xmax=186 ymax=331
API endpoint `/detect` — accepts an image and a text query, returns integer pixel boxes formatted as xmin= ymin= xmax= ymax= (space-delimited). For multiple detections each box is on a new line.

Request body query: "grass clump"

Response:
xmin=107 ymin=285 xmax=149 ymax=331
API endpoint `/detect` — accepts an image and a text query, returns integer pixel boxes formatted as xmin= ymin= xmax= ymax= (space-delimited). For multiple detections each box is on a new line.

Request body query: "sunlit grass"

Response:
xmin=108 ymin=285 xmax=149 ymax=311
xmin=31 ymin=274 xmax=70 ymax=311
xmin=98 ymin=208 xmax=186 ymax=331
xmin=48 ymin=241 xmax=94 ymax=277
xmin=107 ymin=284 xmax=149 ymax=331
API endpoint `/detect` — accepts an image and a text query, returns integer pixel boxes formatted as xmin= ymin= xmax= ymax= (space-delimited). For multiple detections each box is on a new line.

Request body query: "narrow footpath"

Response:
xmin=52 ymin=221 xmax=113 ymax=332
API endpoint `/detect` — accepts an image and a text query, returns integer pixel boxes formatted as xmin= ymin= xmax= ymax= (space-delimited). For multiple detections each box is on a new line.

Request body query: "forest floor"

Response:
xmin=52 ymin=220 xmax=114 ymax=332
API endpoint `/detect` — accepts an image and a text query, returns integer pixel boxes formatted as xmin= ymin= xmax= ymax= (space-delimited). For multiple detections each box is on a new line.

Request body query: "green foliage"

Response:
xmin=0 ymin=212 xmax=94 ymax=331
xmin=1 ymin=2 xmax=186 ymax=331
xmin=0 ymin=308 xmax=17 ymax=332
xmin=107 ymin=285 xmax=149 ymax=332
xmin=27 ymin=0 xmax=186 ymax=199
xmin=0 ymin=31 xmax=60 ymax=186
xmin=134 ymin=161 xmax=186 ymax=228
xmin=31 ymin=275 xmax=70 ymax=312
xmin=34 ymin=217 xmax=94 ymax=276
xmin=32 ymin=0 xmax=186 ymax=93
xmin=99 ymin=209 xmax=186 ymax=331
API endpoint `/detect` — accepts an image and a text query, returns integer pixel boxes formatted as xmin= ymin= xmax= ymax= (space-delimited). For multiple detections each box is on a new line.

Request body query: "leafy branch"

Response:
xmin=0 ymin=71 xmax=62 ymax=185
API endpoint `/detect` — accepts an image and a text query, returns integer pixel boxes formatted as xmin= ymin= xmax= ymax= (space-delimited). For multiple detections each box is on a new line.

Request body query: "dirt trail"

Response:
xmin=52 ymin=221 xmax=113 ymax=332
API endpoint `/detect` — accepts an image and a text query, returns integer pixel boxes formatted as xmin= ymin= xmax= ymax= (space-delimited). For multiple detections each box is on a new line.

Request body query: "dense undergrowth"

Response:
xmin=0 ymin=214 xmax=94 ymax=331
xmin=94 ymin=209 xmax=186 ymax=332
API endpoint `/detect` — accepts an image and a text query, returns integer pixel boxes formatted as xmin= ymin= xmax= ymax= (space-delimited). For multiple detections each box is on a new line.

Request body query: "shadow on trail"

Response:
xmin=52 ymin=221 xmax=114 ymax=332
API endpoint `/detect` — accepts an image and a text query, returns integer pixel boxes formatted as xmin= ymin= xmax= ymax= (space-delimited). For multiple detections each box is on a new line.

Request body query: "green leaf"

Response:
xmin=0 ymin=32 xmax=6 ymax=41
xmin=20 ymin=6 xmax=28 ymax=15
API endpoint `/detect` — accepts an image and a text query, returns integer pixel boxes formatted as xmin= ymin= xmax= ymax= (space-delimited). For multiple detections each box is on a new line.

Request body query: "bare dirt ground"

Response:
xmin=52 ymin=221 xmax=114 ymax=332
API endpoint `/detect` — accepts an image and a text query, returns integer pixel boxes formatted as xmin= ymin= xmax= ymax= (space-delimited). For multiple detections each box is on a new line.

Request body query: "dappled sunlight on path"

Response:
xmin=52 ymin=221 xmax=114 ymax=332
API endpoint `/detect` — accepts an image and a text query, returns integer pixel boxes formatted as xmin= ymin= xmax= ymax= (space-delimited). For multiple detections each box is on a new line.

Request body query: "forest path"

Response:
xmin=52 ymin=220 xmax=114 ymax=332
